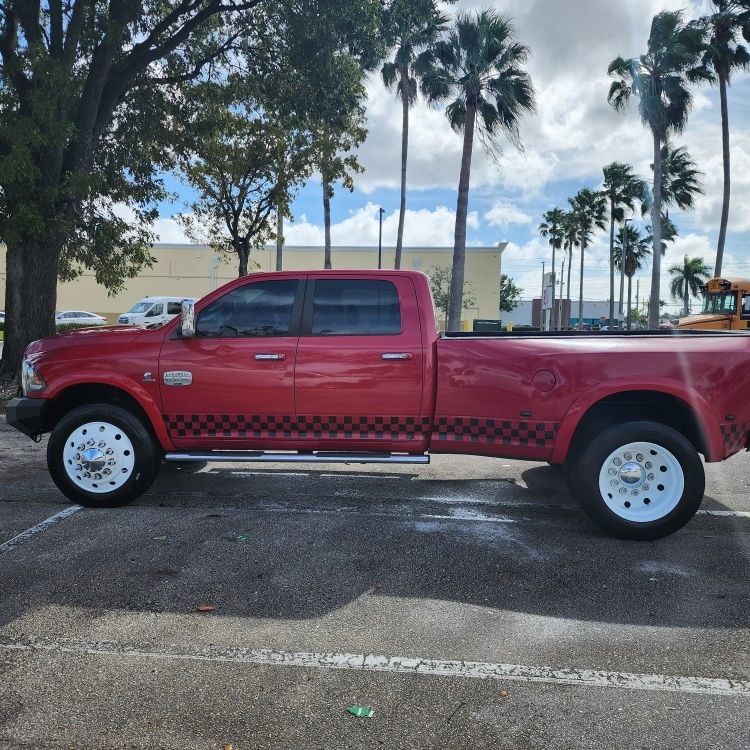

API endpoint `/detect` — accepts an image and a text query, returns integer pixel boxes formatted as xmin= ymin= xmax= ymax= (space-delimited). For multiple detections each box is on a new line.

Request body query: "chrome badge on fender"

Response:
xmin=163 ymin=371 xmax=193 ymax=387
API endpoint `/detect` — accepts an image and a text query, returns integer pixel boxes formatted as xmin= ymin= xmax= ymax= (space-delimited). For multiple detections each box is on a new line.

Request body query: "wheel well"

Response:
xmin=568 ymin=391 xmax=707 ymax=460
xmin=43 ymin=383 xmax=156 ymax=437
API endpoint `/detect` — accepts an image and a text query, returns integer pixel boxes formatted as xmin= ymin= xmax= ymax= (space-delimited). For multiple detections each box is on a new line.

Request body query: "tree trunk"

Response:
xmin=566 ymin=246 xmax=573 ymax=329
xmin=578 ymin=236 xmax=586 ymax=328
xmin=626 ymin=274 xmax=633 ymax=331
xmin=649 ymin=131 xmax=663 ymax=329
xmin=0 ymin=239 xmax=61 ymax=384
xmin=395 ymin=74 xmax=409 ymax=270
xmin=448 ymin=99 xmax=476 ymax=332
xmin=715 ymin=73 xmax=731 ymax=277
xmin=608 ymin=204 xmax=615 ymax=326
xmin=236 ymin=238 xmax=250 ymax=277
xmin=550 ymin=241 xmax=556 ymax=331
xmin=275 ymin=209 xmax=284 ymax=272
xmin=323 ymin=176 xmax=332 ymax=269
xmin=684 ymin=286 xmax=689 ymax=317
xmin=618 ymin=242 xmax=626 ymax=322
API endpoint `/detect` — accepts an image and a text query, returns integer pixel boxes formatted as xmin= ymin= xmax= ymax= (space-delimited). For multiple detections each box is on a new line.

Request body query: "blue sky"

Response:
xmin=154 ymin=0 xmax=750 ymax=313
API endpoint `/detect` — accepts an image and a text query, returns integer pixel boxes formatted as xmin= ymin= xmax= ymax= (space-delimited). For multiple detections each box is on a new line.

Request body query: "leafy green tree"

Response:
xmin=381 ymin=0 xmax=449 ymax=269
xmin=0 ymin=0 xmax=268 ymax=382
xmin=659 ymin=145 xmax=704 ymax=210
xmin=500 ymin=274 xmax=523 ymax=313
xmin=538 ymin=208 xmax=565 ymax=329
xmin=428 ymin=265 xmax=476 ymax=327
xmin=614 ymin=224 xmax=651 ymax=330
xmin=420 ymin=9 xmax=534 ymax=331
xmin=669 ymin=255 xmax=711 ymax=316
xmin=693 ymin=1 xmax=750 ymax=275
xmin=602 ymin=163 xmax=649 ymax=324
xmin=568 ymin=188 xmax=607 ymax=328
xmin=608 ymin=11 xmax=708 ymax=328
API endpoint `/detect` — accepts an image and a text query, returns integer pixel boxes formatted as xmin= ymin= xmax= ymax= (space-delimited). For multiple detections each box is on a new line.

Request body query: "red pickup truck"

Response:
xmin=7 ymin=270 xmax=750 ymax=539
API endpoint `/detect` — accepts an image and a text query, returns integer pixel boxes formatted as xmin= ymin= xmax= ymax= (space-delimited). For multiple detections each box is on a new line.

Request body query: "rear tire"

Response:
xmin=48 ymin=403 xmax=162 ymax=507
xmin=569 ymin=420 xmax=704 ymax=540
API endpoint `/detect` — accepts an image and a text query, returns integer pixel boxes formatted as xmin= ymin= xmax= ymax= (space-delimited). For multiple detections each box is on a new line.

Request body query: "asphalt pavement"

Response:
xmin=1 ymin=417 xmax=749 ymax=749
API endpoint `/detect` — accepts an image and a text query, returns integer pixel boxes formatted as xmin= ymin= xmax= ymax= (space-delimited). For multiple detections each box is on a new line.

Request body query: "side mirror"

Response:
xmin=181 ymin=300 xmax=196 ymax=338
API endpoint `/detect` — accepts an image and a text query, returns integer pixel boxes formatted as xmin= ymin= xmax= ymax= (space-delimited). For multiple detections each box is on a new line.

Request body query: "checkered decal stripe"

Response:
xmin=164 ymin=414 xmax=432 ymax=441
xmin=719 ymin=422 xmax=748 ymax=455
xmin=431 ymin=417 xmax=560 ymax=448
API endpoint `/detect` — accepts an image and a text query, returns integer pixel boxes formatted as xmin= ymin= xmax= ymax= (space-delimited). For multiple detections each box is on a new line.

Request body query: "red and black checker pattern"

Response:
xmin=431 ymin=416 xmax=560 ymax=448
xmin=163 ymin=414 xmax=432 ymax=441
xmin=719 ymin=422 xmax=748 ymax=456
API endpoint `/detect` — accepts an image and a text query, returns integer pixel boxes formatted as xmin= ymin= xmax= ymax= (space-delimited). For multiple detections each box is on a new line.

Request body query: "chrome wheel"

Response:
xmin=598 ymin=440 xmax=684 ymax=523
xmin=62 ymin=421 xmax=136 ymax=494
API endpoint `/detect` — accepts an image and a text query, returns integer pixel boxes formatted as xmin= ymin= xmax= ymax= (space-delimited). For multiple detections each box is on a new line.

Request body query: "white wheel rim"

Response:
xmin=62 ymin=421 xmax=136 ymax=494
xmin=598 ymin=441 xmax=684 ymax=523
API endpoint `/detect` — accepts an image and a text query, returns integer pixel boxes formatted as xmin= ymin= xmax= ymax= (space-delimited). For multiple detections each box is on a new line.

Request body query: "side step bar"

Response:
xmin=164 ymin=451 xmax=430 ymax=465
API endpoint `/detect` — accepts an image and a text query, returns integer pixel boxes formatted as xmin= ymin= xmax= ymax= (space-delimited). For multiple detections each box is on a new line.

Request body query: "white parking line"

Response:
xmin=0 ymin=505 xmax=82 ymax=557
xmin=1 ymin=637 xmax=748 ymax=698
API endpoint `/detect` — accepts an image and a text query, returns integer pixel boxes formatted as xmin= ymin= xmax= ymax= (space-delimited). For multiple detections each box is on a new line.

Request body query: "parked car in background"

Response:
xmin=55 ymin=311 xmax=107 ymax=327
xmin=117 ymin=297 xmax=196 ymax=327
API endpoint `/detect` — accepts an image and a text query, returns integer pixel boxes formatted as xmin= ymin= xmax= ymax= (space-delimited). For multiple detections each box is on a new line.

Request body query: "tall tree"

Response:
xmin=568 ymin=188 xmax=607 ymax=328
xmin=499 ymin=274 xmax=523 ymax=313
xmin=561 ymin=211 xmax=580 ymax=329
xmin=614 ymin=224 xmax=651 ymax=330
xmin=608 ymin=11 xmax=708 ymax=328
xmin=693 ymin=1 xmax=750 ymax=276
xmin=602 ymin=163 xmax=649 ymax=326
xmin=421 ymin=9 xmax=534 ymax=331
xmin=538 ymin=208 xmax=565 ymax=330
xmin=669 ymin=255 xmax=711 ymax=315
xmin=659 ymin=144 xmax=704 ymax=211
xmin=381 ymin=0 xmax=449 ymax=269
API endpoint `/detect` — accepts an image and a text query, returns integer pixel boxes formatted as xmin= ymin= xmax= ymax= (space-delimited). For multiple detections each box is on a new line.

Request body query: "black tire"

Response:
xmin=569 ymin=420 xmax=704 ymax=540
xmin=47 ymin=403 xmax=162 ymax=507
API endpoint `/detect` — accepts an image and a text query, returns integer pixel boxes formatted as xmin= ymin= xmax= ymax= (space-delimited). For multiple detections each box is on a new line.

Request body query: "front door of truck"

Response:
xmin=294 ymin=275 xmax=427 ymax=452
xmin=159 ymin=277 xmax=304 ymax=449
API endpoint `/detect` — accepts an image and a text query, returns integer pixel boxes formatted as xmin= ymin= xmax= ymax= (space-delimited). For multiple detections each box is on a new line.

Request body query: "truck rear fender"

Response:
xmin=551 ymin=383 xmax=720 ymax=465
xmin=41 ymin=379 xmax=174 ymax=452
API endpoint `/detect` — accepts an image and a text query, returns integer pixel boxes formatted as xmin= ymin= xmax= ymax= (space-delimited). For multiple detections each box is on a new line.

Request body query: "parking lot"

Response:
xmin=1 ymin=417 xmax=750 ymax=749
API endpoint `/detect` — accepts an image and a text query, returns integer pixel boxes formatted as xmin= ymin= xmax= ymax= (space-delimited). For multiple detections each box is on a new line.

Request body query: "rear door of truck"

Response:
xmin=294 ymin=273 xmax=429 ymax=452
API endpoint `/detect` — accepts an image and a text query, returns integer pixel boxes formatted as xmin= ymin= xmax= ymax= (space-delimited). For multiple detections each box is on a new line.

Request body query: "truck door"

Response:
xmin=294 ymin=275 xmax=428 ymax=452
xmin=159 ymin=277 xmax=304 ymax=449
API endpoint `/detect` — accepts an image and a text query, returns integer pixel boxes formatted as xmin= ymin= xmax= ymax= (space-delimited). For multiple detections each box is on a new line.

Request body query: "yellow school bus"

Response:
xmin=676 ymin=277 xmax=750 ymax=330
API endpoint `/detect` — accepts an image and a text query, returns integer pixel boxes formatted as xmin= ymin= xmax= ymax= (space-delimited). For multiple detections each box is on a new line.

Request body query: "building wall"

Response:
xmin=0 ymin=243 xmax=504 ymax=325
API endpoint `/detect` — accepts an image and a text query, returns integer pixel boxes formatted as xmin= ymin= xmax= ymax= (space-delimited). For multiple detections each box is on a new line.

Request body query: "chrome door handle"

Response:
xmin=255 ymin=353 xmax=286 ymax=361
xmin=381 ymin=352 xmax=413 ymax=360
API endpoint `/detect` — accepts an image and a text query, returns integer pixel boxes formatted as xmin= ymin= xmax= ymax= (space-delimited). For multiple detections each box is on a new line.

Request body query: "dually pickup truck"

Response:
xmin=7 ymin=270 xmax=750 ymax=539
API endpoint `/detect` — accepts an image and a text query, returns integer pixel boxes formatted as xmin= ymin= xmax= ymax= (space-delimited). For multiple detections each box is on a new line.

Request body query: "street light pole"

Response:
xmin=541 ymin=260 xmax=545 ymax=330
xmin=378 ymin=207 xmax=385 ymax=269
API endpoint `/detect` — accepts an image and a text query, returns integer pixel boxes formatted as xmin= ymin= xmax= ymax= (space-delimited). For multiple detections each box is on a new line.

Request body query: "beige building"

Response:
xmin=0 ymin=243 xmax=504 ymax=327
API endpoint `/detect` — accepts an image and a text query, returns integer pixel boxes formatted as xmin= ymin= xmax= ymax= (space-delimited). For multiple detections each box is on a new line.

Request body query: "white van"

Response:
xmin=117 ymin=297 xmax=196 ymax=326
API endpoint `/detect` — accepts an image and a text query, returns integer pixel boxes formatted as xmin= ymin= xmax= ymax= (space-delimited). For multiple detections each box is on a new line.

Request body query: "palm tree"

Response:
xmin=569 ymin=188 xmax=607 ymax=328
xmin=561 ymin=211 xmax=580 ymax=329
xmin=608 ymin=11 xmax=708 ymax=328
xmin=602 ymin=163 xmax=649 ymax=326
xmin=694 ymin=1 xmax=750 ymax=276
xmin=614 ymin=225 xmax=651 ymax=329
xmin=421 ymin=10 xmax=534 ymax=330
xmin=382 ymin=1 xmax=448 ymax=269
xmin=539 ymin=208 xmax=566 ymax=330
xmin=660 ymin=144 xmax=704 ymax=211
xmin=669 ymin=255 xmax=711 ymax=316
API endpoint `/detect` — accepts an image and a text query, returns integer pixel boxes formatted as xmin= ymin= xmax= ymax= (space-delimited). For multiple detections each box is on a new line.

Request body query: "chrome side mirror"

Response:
xmin=181 ymin=300 xmax=196 ymax=338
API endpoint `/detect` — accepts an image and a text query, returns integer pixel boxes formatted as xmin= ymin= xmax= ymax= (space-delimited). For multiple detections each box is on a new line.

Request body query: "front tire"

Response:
xmin=570 ymin=421 xmax=704 ymax=540
xmin=48 ymin=404 xmax=162 ymax=507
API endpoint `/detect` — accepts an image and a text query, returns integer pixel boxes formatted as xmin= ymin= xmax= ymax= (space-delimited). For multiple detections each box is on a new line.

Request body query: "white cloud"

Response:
xmin=285 ymin=203 xmax=479 ymax=247
xmin=153 ymin=216 xmax=190 ymax=243
xmin=484 ymin=200 xmax=533 ymax=228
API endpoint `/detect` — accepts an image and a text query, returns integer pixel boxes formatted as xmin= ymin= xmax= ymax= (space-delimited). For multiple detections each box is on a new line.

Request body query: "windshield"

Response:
xmin=701 ymin=292 xmax=737 ymax=314
xmin=126 ymin=301 xmax=153 ymax=314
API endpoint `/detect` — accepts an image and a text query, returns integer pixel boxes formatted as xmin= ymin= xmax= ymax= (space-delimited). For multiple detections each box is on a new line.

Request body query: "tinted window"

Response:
xmin=167 ymin=302 xmax=182 ymax=315
xmin=197 ymin=280 xmax=298 ymax=337
xmin=311 ymin=280 xmax=401 ymax=335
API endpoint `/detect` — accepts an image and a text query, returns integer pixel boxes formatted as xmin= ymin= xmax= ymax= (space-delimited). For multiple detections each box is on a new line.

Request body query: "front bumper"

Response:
xmin=5 ymin=397 xmax=48 ymax=438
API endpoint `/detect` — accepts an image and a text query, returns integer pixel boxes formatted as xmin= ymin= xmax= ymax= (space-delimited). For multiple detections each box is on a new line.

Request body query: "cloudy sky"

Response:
xmin=156 ymin=0 xmax=750 ymax=312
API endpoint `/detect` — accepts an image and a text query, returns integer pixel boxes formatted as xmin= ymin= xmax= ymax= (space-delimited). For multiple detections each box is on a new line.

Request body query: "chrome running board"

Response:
xmin=164 ymin=451 xmax=430 ymax=465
